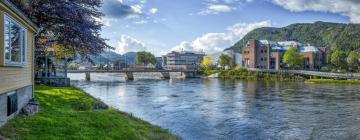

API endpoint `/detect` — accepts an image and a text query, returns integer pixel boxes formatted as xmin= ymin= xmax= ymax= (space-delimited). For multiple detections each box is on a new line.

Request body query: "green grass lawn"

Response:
xmin=0 ymin=85 xmax=179 ymax=140
xmin=198 ymin=70 xmax=223 ymax=76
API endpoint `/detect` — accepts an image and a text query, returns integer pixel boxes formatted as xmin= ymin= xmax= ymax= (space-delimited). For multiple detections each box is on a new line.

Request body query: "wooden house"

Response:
xmin=0 ymin=0 xmax=38 ymax=126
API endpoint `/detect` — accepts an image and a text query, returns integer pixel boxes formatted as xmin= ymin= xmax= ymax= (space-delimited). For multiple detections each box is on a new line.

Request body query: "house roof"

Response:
xmin=278 ymin=41 xmax=303 ymax=47
xmin=300 ymin=45 xmax=319 ymax=53
xmin=1 ymin=0 xmax=39 ymax=31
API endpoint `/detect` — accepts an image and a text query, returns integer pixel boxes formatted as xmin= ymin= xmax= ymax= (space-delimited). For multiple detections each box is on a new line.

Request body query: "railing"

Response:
xmin=247 ymin=68 xmax=360 ymax=79
xmin=66 ymin=69 xmax=197 ymax=73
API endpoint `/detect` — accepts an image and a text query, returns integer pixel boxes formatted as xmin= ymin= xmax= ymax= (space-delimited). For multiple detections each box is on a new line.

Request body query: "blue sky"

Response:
xmin=100 ymin=0 xmax=358 ymax=56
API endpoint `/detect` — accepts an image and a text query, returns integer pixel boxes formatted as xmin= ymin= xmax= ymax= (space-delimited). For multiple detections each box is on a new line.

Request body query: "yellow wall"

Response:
xmin=0 ymin=3 xmax=36 ymax=95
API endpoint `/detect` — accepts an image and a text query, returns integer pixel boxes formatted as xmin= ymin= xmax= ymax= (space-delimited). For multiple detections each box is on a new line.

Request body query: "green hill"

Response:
xmin=228 ymin=21 xmax=360 ymax=53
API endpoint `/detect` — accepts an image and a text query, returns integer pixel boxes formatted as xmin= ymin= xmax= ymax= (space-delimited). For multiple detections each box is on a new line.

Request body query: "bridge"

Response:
xmin=67 ymin=69 xmax=198 ymax=81
xmin=247 ymin=68 xmax=360 ymax=80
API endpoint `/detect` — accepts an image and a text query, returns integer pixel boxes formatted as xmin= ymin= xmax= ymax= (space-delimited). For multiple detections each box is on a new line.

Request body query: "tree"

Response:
xmin=136 ymin=51 xmax=156 ymax=65
xmin=331 ymin=50 xmax=346 ymax=69
xmin=11 ymin=0 xmax=111 ymax=57
xmin=347 ymin=51 xmax=360 ymax=71
xmin=283 ymin=47 xmax=304 ymax=69
xmin=200 ymin=55 xmax=215 ymax=70
xmin=219 ymin=54 xmax=235 ymax=70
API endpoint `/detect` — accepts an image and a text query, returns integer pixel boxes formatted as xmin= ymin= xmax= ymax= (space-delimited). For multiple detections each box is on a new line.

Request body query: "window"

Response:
xmin=7 ymin=92 xmax=18 ymax=116
xmin=4 ymin=14 xmax=27 ymax=65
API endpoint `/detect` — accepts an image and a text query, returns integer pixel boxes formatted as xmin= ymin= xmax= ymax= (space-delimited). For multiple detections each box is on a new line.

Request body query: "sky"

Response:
xmin=99 ymin=0 xmax=359 ymax=56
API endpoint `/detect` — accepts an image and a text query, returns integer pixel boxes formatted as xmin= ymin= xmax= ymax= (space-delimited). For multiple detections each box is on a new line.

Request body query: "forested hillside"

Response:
xmin=228 ymin=21 xmax=360 ymax=53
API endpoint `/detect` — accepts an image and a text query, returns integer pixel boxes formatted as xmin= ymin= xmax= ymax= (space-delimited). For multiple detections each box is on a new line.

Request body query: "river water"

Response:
xmin=69 ymin=73 xmax=360 ymax=140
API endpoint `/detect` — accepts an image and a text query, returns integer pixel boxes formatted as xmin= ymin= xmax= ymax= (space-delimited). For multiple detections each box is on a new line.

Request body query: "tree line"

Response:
xmin=200 ymin=54 xmax=237 ymax=70
xmin=282 ymin=48 xmax=360 ymax=72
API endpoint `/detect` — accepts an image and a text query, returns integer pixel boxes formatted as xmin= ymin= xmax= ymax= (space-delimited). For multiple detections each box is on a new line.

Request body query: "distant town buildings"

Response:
xmin=162 ymin=51 xmax=205 ymax=70
xmin=242 ymin=39 xmax=328 ymax=70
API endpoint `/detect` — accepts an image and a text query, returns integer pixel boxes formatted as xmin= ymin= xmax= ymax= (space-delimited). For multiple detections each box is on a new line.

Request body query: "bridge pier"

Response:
xmin=125 ymin=72 xmax=134 ymax=81
xmin=160 ymin=72 xmax=170 ymax=79
xmin=181 ymin=72 xmax=197 ymax=78
xmin=85 ymin=72 xmax=91 ymax=81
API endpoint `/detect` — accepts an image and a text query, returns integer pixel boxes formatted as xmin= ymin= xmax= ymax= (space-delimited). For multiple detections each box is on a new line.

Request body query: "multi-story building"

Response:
xmin=162 ymin=51 xmax=205 ymax=70
xmin=242 ymin=39 xmax=326 ymax=70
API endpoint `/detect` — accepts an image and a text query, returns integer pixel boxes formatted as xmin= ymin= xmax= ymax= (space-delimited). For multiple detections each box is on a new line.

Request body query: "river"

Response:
xmin=69 ymin=73 xmax=360 ymax=140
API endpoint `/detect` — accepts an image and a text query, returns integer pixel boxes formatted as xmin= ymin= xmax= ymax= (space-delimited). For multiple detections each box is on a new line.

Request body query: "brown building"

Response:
xmin=242 ymin=39 xmax=326 ymax=70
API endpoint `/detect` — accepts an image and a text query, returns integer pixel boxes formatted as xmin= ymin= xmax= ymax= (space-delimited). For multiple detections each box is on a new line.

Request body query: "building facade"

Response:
xmin=242 ymin=39 xmax=326 ymax=70
xmin=0 ymin=1 xmax=38 ymax=126
xmin=162 ymin=51 xmax=205 ymax=70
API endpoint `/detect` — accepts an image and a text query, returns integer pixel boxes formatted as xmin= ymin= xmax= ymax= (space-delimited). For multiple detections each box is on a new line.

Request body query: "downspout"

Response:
xmin=32 ymin=27 xmax=42 ymax=99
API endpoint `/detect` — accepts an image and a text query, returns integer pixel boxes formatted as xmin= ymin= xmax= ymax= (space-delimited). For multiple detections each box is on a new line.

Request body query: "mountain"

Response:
xmin=76 ymin=51 xmax=137 ymax=65
xmin=122 ymin=52 xmax=137 ymax=65
xmin=227 ymin=21 xmax=360 ymax=53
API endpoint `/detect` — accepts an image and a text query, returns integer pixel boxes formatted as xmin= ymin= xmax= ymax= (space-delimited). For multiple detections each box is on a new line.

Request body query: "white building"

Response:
xmin=162 ymin=51 xmax=205 ymax=70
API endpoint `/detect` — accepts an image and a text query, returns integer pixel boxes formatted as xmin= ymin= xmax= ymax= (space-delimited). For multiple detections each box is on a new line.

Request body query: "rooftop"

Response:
xmin=251 ymin=40 xmax=319 ymax=53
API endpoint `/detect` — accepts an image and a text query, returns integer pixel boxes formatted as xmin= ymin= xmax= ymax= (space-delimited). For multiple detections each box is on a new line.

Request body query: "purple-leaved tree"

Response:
xmin=11 ymin=0 xmax=111 ymax=58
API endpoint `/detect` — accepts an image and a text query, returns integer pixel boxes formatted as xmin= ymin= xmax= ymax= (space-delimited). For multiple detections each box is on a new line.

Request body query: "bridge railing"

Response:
xmin=64 ymin=69 xmax=198 ymax=73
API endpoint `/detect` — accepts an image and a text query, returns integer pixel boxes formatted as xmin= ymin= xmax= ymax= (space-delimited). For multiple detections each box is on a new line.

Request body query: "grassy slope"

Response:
xmin=0 ymin=85 xmax=179 ymax=140
xmin=199 ymin=69 xmax=304 ymax=81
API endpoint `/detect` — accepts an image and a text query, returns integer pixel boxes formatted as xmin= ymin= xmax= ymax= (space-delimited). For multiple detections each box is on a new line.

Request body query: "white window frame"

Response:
xmin=3 ymin=13 xmax=28 ymax=66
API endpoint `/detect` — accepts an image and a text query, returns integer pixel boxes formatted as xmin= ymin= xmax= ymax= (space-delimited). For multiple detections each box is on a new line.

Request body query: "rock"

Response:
xmin=0 ymin=134 xmax=5 ymax=140
xmin=93 ymin=102 xmax=109 ymax=110
xmin=21 ymin=99 xmax=39 ymax=116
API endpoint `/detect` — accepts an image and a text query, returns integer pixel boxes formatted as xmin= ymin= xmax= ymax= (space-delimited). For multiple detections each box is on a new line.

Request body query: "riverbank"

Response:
xmin=200 ymin=68 xmax=305 ymax=81
xmin=200 ymin=68 xmax=360 ymax=84
xmin=306 ymin=79 xmax=360 ymax=84
xmin=0 ymin=85 xmax=179 ymax=140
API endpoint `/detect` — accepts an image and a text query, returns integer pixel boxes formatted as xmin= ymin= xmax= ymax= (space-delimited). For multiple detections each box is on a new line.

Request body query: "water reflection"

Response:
xmin=69 ymin=73 xmax=360 ymax=140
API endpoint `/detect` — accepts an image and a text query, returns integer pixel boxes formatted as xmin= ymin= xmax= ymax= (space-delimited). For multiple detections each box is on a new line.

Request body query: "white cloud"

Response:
xmin=272 ymin=0 xmax=360 ymax=23
xmin=149 ymin=8 xmax=158 ymax=14
xmin=94 ymin=17 xmax=111 ymax=26
xmin=130 ymin=4 xmax=143 ymax=15
xmin=198 ymin=4 xmax=234 ymax=15
xmin=134 ymin=20 xmax=148 ymax=24
xmin=172 ymin=21 xmax=271 ymax=54
xmin=192 ymin=33 xmax=233 ymax=53
xmin=227 ymin=20 xmax=271 ymax=41
xmin=116 ymin=35 xmax=147 ymax=54
xmin=172 ymin=41 xmax=196 ymax=52
xmin=208 ymin=4 xmax=233 ymax=13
